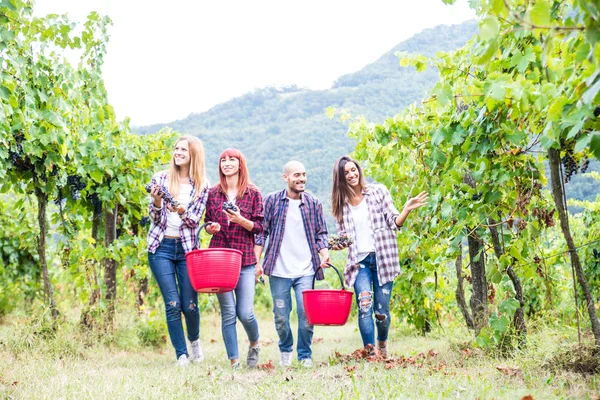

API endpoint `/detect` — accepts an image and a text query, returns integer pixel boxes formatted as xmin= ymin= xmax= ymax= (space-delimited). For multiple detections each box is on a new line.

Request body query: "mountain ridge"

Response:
xmin=134 ymin=21 xmax=480 ymax=227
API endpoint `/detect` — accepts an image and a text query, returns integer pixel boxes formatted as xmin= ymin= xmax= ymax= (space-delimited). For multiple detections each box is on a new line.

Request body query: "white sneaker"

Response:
xmin=190 ymin=339 xmax=204 ymax=363
xmin=279 ymin=351 xmax=293 ymax=367
xmin=300 ymin=358 xmax=313 ymax=368
xmin=176 ymin=354 xmax=190 ymax=367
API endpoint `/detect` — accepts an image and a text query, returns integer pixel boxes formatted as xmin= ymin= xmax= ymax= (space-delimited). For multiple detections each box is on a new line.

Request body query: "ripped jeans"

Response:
xmin=148 ymin=238 xmax=200 ymax=359
xmin=269 ymin=275 xmax=314 ymax=361
xmin=354 ymin=252 xmax=393 ymax=347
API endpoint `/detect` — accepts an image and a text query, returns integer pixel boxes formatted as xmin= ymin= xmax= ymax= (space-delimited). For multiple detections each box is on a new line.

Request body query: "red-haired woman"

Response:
xmin=205 ymin=148 xmax=264 ymax=369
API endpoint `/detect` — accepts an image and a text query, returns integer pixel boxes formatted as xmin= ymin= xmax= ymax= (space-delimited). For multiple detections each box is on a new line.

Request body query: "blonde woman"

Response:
xmin=147 ymin=136 xmax=210 ymax=366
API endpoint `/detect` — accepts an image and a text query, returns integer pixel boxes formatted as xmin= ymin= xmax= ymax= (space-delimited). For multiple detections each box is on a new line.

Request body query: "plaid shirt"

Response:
xmin=147 ymin=171 xmax=209 ymax=254
xmin=337 ymin=184 xmax=401 ymax=287
xmin=205 ymin=185 xmax=264 ymax=266
xmin=255 ymin=189 xmax=328 ymax=280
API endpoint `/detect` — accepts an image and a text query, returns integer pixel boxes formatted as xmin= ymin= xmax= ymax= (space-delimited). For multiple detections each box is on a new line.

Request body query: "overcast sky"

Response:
xmin=34 ymin=0 xmax=475 ymax=126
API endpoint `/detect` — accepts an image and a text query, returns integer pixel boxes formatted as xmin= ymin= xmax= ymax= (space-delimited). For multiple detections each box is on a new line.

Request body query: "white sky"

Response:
xmin=34 ymin=0 xmax=475 ymax=126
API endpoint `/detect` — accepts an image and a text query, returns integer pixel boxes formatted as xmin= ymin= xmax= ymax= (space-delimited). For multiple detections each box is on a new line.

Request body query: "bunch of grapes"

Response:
xmin=67 ymin=175 xmax=86 ymax=200
xmin=9 ymin=143 xmax=31 ymax=173
xmin=561 ymin=153 xmax=579 ymax=183
xmin=593 ymin=249 xmax=599 ymax=260
xmin=327 ymin=233 xmax=353 ymax=250
xmin=53 ymin=196 xmax=66 ymax=208
xmin=222 ymin=201 xmax=238 ymax=213
xmin=581 ymin=156 xmax=590 ymax=174
xmin=140 ymin=216 xmax=150 ymax=227
xmin=145 ymin=184 xmax=180 ymax=208
xmin=87 ymin=193 xmax=102 ymax=214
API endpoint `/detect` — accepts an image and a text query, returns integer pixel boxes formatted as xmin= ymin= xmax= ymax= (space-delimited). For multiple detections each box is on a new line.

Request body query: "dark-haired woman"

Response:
xmin=205 ymin=148 xmax=264 ymax=369
xmin=331 ymin=155 xmax=427 ymax=357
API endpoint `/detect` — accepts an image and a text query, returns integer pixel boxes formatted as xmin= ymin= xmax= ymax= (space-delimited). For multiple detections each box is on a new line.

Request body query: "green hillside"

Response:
xmin=135 ymin=20 xmax=598 ymax=226
xmin=135 ymin=22 xmax=477 ymax=223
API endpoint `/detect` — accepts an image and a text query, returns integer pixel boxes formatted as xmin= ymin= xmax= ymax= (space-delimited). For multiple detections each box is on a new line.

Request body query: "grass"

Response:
xmin=0 ymin=310 xmax=598 ymax=399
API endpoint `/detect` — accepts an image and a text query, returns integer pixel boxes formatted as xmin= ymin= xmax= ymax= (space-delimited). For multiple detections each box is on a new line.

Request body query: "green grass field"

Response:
xmin=0 ymin=310 xmax=598 ymax=399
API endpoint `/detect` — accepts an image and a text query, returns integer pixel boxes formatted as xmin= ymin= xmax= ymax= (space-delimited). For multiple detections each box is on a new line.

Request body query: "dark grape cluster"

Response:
xmin=88 ymin=193 xmax=102 ymax=214
xmin=471 ymin=193 xmax=482 ymax=201
xmin=327 ymin=233 xmax=353 ymax=250
xmin=67 ymin=175 xmax=86 ymax=200
xmin=593 ymin=249 xmax=599 ymax=260
xmin=140 ymin=216 xmax=150 ymax=227
xmin=581 ymin=156 xmax=590 ymax=174
xmin=53 ymin=196 xmax=66 ymax=208
xmin=145 ymin=184 xmax=180 ymax=208
xmin=9 ymin=143 xmax=31 ymax=173
xmin=561 ymin=153 xmax=579 ymax=183
xmin=594 ymin=107 xmax=600 ymax=118
xmin=222 ymin=201 xmax=238 ymax=213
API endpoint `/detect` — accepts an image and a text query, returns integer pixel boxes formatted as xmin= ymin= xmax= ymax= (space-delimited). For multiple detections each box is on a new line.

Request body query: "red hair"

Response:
xmin=218 ymin=148 xmax=252 ymax=199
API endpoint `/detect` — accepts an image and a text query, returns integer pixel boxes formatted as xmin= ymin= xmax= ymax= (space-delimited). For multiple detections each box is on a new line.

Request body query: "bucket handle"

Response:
xmin=195 ymin=221 xmax=233 ymax=250
xmin=312 ymin=263 xmax=346 ymax=290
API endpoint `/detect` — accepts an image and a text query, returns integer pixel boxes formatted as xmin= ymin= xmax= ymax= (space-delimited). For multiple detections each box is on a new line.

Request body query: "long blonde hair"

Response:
xmin=331 ymin=156 xmax=367 ymax=224
xmin=168 ymin=136 xmax=207 ymax=200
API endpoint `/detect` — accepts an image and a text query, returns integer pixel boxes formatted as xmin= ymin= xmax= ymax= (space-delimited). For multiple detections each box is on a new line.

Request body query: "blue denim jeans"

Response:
xmin=148 ymin=238 xmax=200 ymax=359
xmin=216 ymin=264 xmax=260 ymax=360
xmin=354 ymin=253 xmax=393 ymax=346
xmin=269 ymin=275 xmax=314 ymax=361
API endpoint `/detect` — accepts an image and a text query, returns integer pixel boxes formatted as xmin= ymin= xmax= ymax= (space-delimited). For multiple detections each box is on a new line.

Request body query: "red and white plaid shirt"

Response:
xmin=336 ymin=184 xmax=402 ymax=287
xmin=205 ymin=185 xmax=264 ymax=266
xmin=147 ymin=171 xmax=209 ymax=254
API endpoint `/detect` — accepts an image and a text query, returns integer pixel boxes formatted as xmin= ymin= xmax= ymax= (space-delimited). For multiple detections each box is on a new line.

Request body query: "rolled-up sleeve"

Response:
xmin=249 ymin=190 xmax=264 ymax=235
xmin=254 ymin=195 xmax=270 ymax=246
xmin=381 ymin=185 xmax=401 ymax=232
xmin=148 ymin=174 xmax=164 ymax=224
xmin=314 ymin=201 xmax=329 ymax=251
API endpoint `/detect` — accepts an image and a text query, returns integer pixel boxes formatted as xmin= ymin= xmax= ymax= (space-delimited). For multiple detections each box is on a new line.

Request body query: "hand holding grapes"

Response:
xmin=223 ymin=205 xmax=245 ymax=225
xmin=149 ymin=185 xmax=163 ymax=207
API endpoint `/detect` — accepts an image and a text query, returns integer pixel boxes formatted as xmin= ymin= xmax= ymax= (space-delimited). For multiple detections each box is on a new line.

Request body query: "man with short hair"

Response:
xmin=254 ymin=161 xmax=330 ymax=368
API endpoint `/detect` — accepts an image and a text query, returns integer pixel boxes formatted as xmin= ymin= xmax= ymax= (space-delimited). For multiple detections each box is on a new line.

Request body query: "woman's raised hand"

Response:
xmin=403 ymin=191 xmax=428 ymax=212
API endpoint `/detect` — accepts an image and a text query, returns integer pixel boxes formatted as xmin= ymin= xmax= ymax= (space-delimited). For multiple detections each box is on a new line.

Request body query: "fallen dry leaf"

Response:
xmin=496 ymin=365 xmax=523 ymax=377
xmin=261 ymin=338 xmax=274 ymax=346
xmin=210 ymin=338 xmax=218 ymax=343
xmin=313 ymin=337 xmax=324 ymax=344
xmin=257 ymin=360 xmax=275 ymax=372
xmin=521 ymin=396 xmax=534 ymax=400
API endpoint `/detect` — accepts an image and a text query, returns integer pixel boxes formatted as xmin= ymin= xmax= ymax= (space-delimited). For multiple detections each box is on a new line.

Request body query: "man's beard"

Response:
xmin=289 ymin=183 xmax=305 ymax=194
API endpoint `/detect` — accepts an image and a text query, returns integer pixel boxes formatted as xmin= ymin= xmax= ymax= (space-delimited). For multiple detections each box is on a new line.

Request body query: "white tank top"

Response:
xmin=165 ymin=183 xmax=193 ymax=237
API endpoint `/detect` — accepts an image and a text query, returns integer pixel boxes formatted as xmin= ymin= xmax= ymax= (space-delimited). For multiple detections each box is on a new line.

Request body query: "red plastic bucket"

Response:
xmin=185 ymin=222 xmax=242 ymax=293
xmin=303 ymin=263 xmax=353 ymax=326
